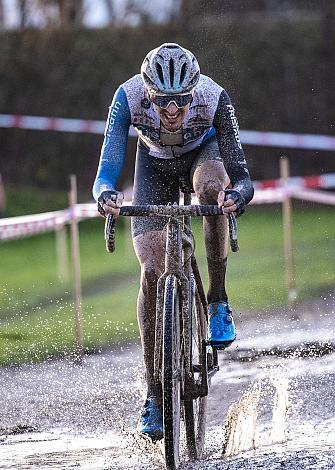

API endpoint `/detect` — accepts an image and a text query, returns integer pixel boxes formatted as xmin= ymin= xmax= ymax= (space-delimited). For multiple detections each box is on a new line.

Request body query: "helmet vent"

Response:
xmin=156 ymin=63 xmax=164 ymax=85
xmin=169 ymin=58 xmax=174 ymax=87
xmin=189 ymin=71 xmax=200 ymax=87
xmin=180 ymin=63 xmax=187 ymax=86
xmin=142 ymin=72 xmax=155 ymax=87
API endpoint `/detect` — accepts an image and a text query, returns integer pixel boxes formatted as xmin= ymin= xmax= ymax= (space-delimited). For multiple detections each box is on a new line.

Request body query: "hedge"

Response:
xmin=0 ymin=16 xmax=334 ymax=193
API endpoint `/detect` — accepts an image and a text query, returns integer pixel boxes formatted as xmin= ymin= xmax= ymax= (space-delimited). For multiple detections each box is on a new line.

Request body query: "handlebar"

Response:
xmin=119 ymin=204 xmax=226 ymax=217
xmin=104 ymin=204 xmax=239 ymax=253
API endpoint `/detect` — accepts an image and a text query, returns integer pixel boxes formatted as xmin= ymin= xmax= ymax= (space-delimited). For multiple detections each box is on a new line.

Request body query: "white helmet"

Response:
xmin=141 ymin=43 xmax=200 ymax=94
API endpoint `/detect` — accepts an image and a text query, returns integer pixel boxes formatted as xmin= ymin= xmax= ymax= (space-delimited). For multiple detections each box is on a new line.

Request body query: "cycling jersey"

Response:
xmin=93 ymin=74 xmax=253 ymax=205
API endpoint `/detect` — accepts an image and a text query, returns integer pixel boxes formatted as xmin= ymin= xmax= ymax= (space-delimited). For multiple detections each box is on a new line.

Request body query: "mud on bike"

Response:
xmin=104 ymin=189 xmax=238 ymax=469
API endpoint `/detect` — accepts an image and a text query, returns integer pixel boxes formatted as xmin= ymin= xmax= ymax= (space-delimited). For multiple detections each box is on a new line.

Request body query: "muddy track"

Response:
xmin=0 ymin=293 xmax=334 ymax=469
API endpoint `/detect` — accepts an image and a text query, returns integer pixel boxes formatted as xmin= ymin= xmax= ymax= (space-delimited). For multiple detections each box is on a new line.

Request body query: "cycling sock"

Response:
xmin=206 ymin=256 xmax=228 ymax=304
xmin=147 ymin=383 xmax=163 ymax=399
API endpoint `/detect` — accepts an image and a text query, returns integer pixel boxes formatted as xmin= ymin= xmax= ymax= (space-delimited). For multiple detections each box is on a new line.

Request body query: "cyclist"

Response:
xmin=93 ymin=43 xmax=254 ymax=440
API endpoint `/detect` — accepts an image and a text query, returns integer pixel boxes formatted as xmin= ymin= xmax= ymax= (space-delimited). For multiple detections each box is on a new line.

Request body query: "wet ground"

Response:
xmin=0 ymin=293 xmax=334 ymax=469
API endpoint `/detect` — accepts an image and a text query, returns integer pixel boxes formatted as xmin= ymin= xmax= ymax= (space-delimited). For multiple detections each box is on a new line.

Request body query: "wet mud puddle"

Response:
xmin=197 ymin=306 xmax=335 ymax=470
xmin=1 ymin=304 xmax=335 ymax=469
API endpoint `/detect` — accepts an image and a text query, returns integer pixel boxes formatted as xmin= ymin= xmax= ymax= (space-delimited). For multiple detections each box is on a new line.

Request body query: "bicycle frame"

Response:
xmin=153 ymin=200 xmax=190 ymax=392
xmin=153 ymin=193 xmax=219 ymax=402
xmin=104 ymin=202 xmax=237 ymax=398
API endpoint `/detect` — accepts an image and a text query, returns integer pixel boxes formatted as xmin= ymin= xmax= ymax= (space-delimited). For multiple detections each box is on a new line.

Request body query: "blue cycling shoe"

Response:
xmin=137 ymin=397 xmax=163 ymax=441
xmin=208 ymin=301 xmax=236 ymax=350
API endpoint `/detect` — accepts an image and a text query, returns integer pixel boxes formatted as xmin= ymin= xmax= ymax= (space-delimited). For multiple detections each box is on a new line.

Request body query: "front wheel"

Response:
xmin=163 ymin=275 xmax=182 ymax=469
xmin=184 ymin=289 xmax=208 ymax=460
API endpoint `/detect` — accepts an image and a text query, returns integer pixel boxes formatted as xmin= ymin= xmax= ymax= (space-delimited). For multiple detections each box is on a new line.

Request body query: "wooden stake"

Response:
xmin=55 ymin=225 xmax=69 ymax=281
xmin=0 ymin=173 xmax=6 ymax=214
xmin=69 ymin=174 xmax=84 ymax=361
xmin=280 ymin=157 xmax=297 ymax=305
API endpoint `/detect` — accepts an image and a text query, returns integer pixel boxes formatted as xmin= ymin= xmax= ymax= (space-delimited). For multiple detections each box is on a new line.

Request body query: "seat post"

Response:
xmin=183 ymin=192 xmax=192 ymax=206
xmin=179 ymin=176 xmax=193 ymax=206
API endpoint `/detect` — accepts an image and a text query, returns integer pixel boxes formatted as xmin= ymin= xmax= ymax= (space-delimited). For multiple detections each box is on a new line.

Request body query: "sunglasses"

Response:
xmin=149 ymin=93 xmax=193 ymax=109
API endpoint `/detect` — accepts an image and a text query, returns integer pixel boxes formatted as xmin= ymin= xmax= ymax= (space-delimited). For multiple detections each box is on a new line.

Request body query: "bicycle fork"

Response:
xmin=154 ymin=217 xmax=188 ymax=387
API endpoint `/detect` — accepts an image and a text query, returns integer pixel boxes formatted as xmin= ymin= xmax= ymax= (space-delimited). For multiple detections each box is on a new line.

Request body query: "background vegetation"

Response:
xmin=1 ymin=5 xmax=334 ymax=197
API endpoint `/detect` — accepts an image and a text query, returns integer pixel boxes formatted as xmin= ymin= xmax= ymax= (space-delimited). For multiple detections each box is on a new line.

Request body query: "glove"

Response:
xmin=224 ymin=189 xmax=245 ymax=217
xmin=97 ymin=190 xmax=124 ymax=217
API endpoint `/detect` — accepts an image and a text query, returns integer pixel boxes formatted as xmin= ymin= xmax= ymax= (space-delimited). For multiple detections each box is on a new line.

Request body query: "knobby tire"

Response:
xmin=163 ymin=275 xmax=182 ymax=469
xmin=184 ymin=289 xmax=208 ymax=460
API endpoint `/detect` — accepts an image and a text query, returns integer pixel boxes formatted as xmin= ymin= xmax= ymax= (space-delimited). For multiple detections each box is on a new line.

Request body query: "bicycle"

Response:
xmin=104 ymin=189 xmax=238 ymax=469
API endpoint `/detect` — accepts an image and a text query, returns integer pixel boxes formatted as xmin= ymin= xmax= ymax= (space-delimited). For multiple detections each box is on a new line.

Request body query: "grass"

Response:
xmin=0 ymin=218 xmax=138 ymax=318
xmin=0 ymin=282 xmax=140 ymax=365
xmin=0 ymin=197 xmax=334 ymax=365
xmin=3 ymin=186 xmax=69 ymax=218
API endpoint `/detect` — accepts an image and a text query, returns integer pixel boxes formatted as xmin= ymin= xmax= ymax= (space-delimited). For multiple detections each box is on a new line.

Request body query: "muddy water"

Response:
xmin=1 ymin=295 xmax=335 ymax=469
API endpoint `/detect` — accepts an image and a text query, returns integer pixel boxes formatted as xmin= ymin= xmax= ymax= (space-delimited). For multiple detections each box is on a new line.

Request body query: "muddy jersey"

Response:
xmin=93 ymin=74 xmax=253 ymax=204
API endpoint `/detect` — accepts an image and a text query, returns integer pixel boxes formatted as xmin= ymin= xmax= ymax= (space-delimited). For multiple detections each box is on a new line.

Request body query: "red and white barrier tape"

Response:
xmin=290 ymin=188 xmax=335 ymax=206
xmin=0 ymin=114 xmax=105 ymax=135
xmin=241 ymin=129 xmax=335 ymax=151
xmin=0 ymin=203 xmax=128 ymax=241
xmin=1 ymin=114 xmax=335 ymax=150
xmin=0 ymin=209 xmax=70 ymax=241
xmin=1 ymin=188 xmax=335 ymax=242
xmin=254 ymin=172 xmax=335 ymax=191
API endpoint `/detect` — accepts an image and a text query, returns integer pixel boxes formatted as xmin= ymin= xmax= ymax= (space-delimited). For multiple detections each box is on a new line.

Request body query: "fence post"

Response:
xmin=280 ymin=156 xmax=297 ymax=305
xmin=0 ymin=173 xmax=6 ymax=216
xmin=55 ymin=224 xmax=69 ymax=280
xmin=69 ymin=174 xmax=84 ymax=361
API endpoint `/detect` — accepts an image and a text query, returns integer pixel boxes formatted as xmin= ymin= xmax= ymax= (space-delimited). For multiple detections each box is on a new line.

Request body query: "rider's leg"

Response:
xmin=132 ymin=230 xmax=166 ymax=399
xmin=133 ymin=230 xmax=166 ymax=440
xmin=131 ymin=142 xmax=183 ymax=438
xmin=192 ymin=156 xmax=236 ymax=348
xmin=192 ymin=159 xmax=229 ymax=304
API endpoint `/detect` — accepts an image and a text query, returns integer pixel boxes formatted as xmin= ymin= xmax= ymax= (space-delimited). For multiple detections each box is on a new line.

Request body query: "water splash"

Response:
xmin=222 ymin=370 xmax=290 ymax=457
xmin=223 ymin=381 xmax=261 ymax=457
xmin=269 ymin=373 xmax=289 ymax=445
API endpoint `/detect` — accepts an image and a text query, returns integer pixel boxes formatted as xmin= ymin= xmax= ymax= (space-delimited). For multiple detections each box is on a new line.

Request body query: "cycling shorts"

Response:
xmin=131 ymin=136 xmax=226 ymax=238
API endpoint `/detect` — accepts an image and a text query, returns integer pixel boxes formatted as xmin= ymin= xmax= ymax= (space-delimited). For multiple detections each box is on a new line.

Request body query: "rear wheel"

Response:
xmin=184 ymin=288 xmax=208 ymax=460
xmin=163 ymin=275 xmax=182 ymax=469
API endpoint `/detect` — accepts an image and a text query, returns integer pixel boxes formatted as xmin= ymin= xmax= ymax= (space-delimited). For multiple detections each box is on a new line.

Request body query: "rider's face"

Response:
xmin=153 ymin=101 xmax=190 ymax=132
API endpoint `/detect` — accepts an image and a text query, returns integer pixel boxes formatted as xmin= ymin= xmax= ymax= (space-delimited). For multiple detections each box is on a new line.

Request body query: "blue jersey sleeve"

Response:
xmin=92 ymin=86 xmax=131 ymax=201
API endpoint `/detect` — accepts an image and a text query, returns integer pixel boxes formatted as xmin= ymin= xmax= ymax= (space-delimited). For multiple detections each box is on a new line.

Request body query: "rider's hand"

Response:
xmin=97 ymin=190 xmax=124 ymax=218
xmin=217 ymin=189 xmax=245 ymax=217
